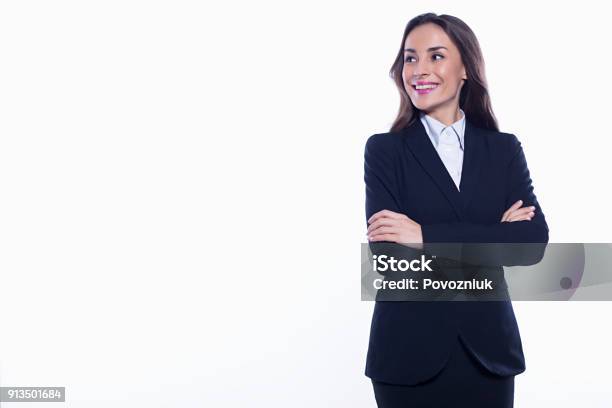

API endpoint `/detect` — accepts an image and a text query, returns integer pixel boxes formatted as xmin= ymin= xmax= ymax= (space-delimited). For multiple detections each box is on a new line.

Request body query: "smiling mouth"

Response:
xmin=412 ymin=83 xmax=439 ymax=90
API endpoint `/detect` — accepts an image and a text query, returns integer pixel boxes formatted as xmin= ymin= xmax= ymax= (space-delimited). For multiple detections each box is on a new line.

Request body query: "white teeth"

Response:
xmin=415 ymin=84 xmax=438 ymax=90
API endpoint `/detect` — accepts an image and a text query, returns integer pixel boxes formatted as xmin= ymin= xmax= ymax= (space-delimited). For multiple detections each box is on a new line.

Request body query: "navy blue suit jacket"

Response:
xmin=363 ymin=115 xmax=549 ymax=385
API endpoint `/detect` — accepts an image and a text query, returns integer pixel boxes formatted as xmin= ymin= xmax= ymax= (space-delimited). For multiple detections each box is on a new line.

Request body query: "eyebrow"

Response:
xmin=404 ymin=46 xmax=448 ymax=53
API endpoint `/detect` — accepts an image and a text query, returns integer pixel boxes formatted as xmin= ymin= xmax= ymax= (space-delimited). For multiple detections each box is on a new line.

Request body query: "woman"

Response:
xmin=364 ymin=13 xmax=549 ymax=407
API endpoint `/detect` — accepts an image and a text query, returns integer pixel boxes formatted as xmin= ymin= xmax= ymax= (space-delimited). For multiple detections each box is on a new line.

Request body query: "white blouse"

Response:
xmin=419 ymin=108 xmax=466 ymax=191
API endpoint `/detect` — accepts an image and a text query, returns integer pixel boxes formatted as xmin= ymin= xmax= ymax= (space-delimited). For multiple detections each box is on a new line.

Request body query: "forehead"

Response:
xmin=404 ymin=23 xmax=453 ymax=51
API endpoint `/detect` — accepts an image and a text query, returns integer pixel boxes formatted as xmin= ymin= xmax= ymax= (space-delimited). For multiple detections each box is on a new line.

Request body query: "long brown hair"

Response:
xmin=389 ymin=13 xmax=499 ymax=133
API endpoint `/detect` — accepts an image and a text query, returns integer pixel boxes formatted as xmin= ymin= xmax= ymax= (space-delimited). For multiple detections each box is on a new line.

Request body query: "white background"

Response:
xmin=0 ymin=1 xmax=610 ymax=407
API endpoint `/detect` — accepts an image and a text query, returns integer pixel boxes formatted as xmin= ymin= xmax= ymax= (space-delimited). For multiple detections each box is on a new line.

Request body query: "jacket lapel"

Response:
xmin=402 ymin=115 xmax=484 ymax=221
xmin=458 ymin=118 xmax=484 ymax=213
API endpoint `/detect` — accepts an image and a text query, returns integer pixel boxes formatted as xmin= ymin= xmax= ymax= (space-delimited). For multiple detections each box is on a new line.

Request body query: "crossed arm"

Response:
xmin=364 ymin=133 xmax=549 ymax=266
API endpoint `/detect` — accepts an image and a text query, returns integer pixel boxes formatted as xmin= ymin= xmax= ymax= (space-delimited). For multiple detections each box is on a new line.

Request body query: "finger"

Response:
xmin=507 ymin=207 xmax=535 ymax=219
xmin=368 ymin=232 xmax=398 ymax=242
xmin=502 ymin=202 xmax=535 ymax=222
xmin=507 ymin=216 xmax=532 ymax=222
xmin=508 ymin=200 xmax=523 ymax=212
xmin=369 ymin=209 xmax=403 ymax=223
xmin=507 ymin=206 xmax=536 ymax=219
xmin=367 ymin=217 xmax=399 ymax=234
xmin=367 ymin=215 xmax=416 ymax=233
xmin=368 ymin=209 xmax=405 ymax=224
xmin=501 ymin=200 xmax=522 ymax=221
xmin=508 ymin=211 xmax=534 ymax=222
xmin=368 ymin=225 xmax=399 ymax=238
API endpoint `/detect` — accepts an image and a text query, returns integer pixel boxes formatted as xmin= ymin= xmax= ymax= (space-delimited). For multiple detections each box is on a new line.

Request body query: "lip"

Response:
xmin=413 ymin=81 xmax=439 ymax=86
xmin=412 ymin=82 xmax=440 ymax=95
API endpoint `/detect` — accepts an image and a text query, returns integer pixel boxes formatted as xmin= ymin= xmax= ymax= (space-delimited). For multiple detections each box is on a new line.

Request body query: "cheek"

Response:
xmin=433 ymin=64 xmax=449 ymax=78
xmin=436 ymin=65 xmax=461 ymax=85
xmin=402 ymin=68 xmax=410 ymax=82
xmin=402 ymin=70 xmax=413 ymax=91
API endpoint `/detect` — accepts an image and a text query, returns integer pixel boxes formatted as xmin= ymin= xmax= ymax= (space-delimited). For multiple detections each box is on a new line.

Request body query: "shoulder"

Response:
xmin=476 ymin=126 xmax=523 ymax=157
xmin=364 ymin=131 xmax=404 ymax=155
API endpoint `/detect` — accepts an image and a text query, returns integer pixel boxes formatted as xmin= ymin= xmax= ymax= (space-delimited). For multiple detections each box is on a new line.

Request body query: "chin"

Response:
xmin=412 ymin=101 xmax=439 ymax=112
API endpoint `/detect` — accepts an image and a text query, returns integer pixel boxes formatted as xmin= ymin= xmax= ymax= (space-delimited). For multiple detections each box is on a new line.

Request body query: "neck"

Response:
xmin=423 ymin=106 xmax=463 ymax=126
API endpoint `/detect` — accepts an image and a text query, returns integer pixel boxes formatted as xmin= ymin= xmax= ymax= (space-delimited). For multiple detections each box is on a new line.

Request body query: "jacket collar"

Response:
xmin=401 ymin=114 xmax=484 ymax=221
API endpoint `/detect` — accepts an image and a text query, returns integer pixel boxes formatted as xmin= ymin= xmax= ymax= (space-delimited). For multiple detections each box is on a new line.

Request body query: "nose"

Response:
xmin=412 ymin=58 xmax=431 ymax=79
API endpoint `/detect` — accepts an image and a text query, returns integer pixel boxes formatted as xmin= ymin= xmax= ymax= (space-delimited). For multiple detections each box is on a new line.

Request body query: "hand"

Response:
xmin=501 ymin=200 xmax=536 ymax=223
xmin=367 ymin=209 xmax=423 ymax=249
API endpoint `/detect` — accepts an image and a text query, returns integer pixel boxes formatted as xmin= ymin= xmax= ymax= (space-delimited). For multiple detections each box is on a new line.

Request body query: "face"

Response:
xmin=402 ymin=23 xmax=467 ymax=120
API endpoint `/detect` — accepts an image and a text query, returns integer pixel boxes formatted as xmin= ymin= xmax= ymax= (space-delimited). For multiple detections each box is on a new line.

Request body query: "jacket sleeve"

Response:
xmin=364 ymin=134 xmax=462 ymax=271
xmin=364 ymin=134 xmax=402 ymax=221
xmin=420 ymin=134 xmax=549 ymax=266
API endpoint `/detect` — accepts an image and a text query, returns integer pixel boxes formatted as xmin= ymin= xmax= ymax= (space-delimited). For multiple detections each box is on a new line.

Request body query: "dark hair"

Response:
xmin=389 ymin=13 xmax=499 ymax=132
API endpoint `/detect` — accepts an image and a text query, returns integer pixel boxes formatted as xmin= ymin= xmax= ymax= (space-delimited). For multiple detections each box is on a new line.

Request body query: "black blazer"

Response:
xmin=363 ymin=115 xmax=549 ymax=385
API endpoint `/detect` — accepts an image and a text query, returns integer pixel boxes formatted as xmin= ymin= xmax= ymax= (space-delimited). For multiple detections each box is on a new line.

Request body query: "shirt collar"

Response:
xmin=419 ymin=108 xmax=466 ymax=149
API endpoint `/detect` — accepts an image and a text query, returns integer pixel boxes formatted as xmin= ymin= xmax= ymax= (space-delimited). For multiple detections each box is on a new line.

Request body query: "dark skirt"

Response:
xmin=371 ymin=337 xmax=515 ymax=407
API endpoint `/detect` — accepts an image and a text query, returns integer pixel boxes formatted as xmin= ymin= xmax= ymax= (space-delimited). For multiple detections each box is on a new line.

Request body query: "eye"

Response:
xmin=404 ymin=53 xmax=445 ymax=63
